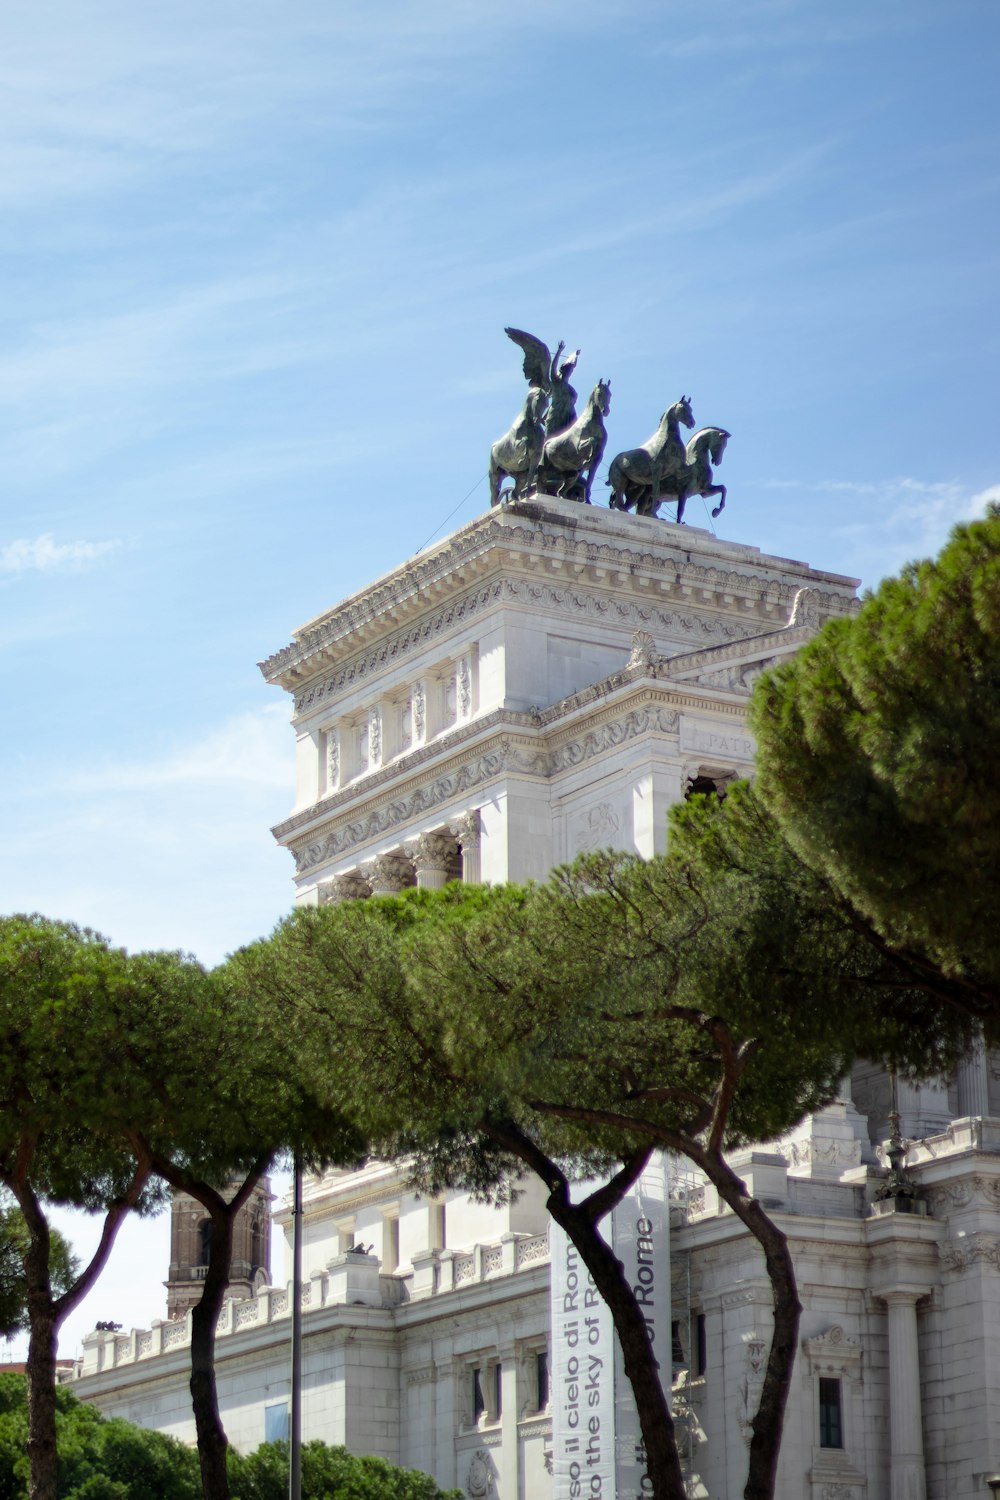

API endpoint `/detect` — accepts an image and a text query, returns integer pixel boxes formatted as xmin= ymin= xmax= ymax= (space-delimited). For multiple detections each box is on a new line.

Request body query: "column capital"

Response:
xmin=319 ymin=870 xmax=373 ymax=904
xmin=364 ymin=851 xmax=416 ymax=895
xmin=452 ymin=808 xmax=482 ymax=849
xmin=412 ymin=830 xmax=458 ymax=873
xmin=874 ymin=1284 xmax=933 ymax=1309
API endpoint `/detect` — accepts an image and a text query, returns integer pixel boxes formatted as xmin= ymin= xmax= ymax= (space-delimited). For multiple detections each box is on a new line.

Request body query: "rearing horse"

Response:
xmin=535 ymin=379 xmax=612 ymax=504
xmin=606 ymin=396 xmax=694 ymax=515
xmin=672 ymin=426 xmax=730 ymax=522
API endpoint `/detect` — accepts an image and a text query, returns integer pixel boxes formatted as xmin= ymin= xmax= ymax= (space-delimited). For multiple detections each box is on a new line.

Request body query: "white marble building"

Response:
xmin=73 ymin=498 xmax=1000 ymax=1499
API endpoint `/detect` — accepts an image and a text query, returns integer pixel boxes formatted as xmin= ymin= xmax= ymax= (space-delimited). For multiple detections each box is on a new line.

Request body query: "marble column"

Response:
xmin=957 ymin=1030 xmax=989 ymax=1118
xmin=500 ymin=1344 xmax=519 ymax=1500
xmin=454 ymin=809 xmax=482 ymax=884
xmin=880 ymin=1288 xmax=928 ymax=1500
xmin=411 ymin=831 xmax=458 ymax=890
xmin=364 ymin=851 xmax=415 ymax=895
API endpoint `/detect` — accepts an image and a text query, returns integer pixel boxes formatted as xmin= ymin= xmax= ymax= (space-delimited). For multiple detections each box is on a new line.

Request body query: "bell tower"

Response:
xmin=165 ymin=1178 xmax=273 ymax=1320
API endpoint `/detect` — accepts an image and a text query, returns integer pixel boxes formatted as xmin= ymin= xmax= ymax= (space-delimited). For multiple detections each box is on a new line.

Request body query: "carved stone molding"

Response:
xmin=318 ymin=871 xmax=372 ymax=904
xmin=264 ymin=505 xmax=859 ymax=695
xmin=628 ymin=629 xmax=658 ymax=669
xmin=786 ymin=1139 xmax=863 ymax=1169
xmin=363 ymin=851 xmax=416 ymax=895
xmin=721 ymin=1286 xmax=772 ymax=1310
xmin=290 ymin=705 xmax=681 ymax=872
xmin=453 ymin=809 xmax=482 ymax=850
xmin=411 ymin=830 xmax=457 ymax=871
xmin=803 ymin=1326 xmax=863 ymax=1383
xmin=939 ymin=1232 xmax=1000 ymax=1274
xmin=405 ymin=1366 xmax=438 ymax=1387
xmin=926 ymin=1174 xmax=1000 ymax=1216
xmin=283 ymin=569 xmax=803 ymax=715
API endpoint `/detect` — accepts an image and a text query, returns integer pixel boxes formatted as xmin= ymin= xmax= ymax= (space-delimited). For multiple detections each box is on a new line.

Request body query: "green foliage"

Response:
xmin=0 ymin=916 xmax=165 ymax=1214
xmin=0 ymin=1206 xmax=79 ymax=1338
xmin=0 ymin=1374 xmax=201 ymax=1499
xmin=750 ymin=504 xmax=1000 ymax=1021
xmin=0 ymin=1378 xmax=459 ymax=1500
xmin=227 ymin=1440 xmax=461 ymax=1500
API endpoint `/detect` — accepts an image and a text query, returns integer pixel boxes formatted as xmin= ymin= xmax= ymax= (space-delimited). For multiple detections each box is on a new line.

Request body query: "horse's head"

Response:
xmin=592 ymin=379 xmax=612 ymax=417
xmin=709 ymin=427 xmax=730 ymax=463
xmin=672 ymin=395 xmax=695 ymax=429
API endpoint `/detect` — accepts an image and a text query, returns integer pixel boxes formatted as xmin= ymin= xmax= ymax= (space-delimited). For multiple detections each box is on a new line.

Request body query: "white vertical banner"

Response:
xmin=611 ymin=1153 xmax=671 ymax=1499
xmin=550 ymin=1216 xmax=616 ymax=1499
xmin=549 ymin=1155 xmax=671 ymax=1500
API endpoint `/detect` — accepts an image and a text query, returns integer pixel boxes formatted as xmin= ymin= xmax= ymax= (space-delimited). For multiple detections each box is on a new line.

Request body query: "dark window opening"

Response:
xmin=536 ymin=1351 xmax=549 ymax=1410
xmin=695 ymin=1313 xmax=707 ymax=1377
xmin=819 ymin=1377 xmax=843 ymax=1448
xmin=494 ymin=1362 xmax=503 ymax=1418
xmin=671 ymin=1319 xmax=686 ymax=1368
xmin=198 ymin=1219 xmax=213 ymax=1267
xmin=685 ymin=774 xmax=726 ymax=801
xmin=250 ymin=1215 xmax=264 ymax=1271
xmin=472 ymin=1368 xmax=485 ymax=1421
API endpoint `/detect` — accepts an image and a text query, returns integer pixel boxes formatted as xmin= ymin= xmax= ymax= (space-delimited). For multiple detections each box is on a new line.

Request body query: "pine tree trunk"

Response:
xmin=190 ymin=1212 xmax=234 ymax=1500
xmin=694 ymin=1148 xmax=801 ymax=1500
xmin=24 ymin=1298 xmax=59 ymax=1500
xmin=545 ymin=1197 xmax=688 ymax=1500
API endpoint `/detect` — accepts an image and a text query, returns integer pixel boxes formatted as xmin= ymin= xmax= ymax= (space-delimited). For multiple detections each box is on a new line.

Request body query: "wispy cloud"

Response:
xmin=0 ymin=532 xmax=121 ymax=574
xmin=762 ymin=475 xmax=998 ymax=582
xmin=63 ymin=703 xmax=292 ymax=794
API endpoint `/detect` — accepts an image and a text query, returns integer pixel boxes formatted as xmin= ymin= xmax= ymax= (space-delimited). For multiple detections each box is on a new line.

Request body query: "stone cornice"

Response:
xmin=261 ymin=500 xmax=859 ymax=697
xmin=279 ymin=680 xmax=751 ymax=873
xmin=274 ymin=670 xmax=753 ymax=850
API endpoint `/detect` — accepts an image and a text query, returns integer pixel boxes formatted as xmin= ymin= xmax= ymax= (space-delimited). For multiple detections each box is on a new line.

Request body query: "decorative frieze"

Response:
xmin=939 ymin=1232 xmax=1000 ymax=1273
xmin=287 ymin=578 xmax=773 ymax=717
xmin=290 ymin=705 xmax=681 ymax=872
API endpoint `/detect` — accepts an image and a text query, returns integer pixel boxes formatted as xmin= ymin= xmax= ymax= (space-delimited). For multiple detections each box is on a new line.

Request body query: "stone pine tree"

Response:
xmin=750 ymin=502 xmax=1000 ymax=1030
xmin=90 ymin=950 xmax=364 ymax=1500
xmin=237 ymin=852 xmax=959 ymax=1500
xmin=0 ymin=916 xmax=168 ymax=1500
xmin=0 ymin=1205 xmax=78 ymax=1341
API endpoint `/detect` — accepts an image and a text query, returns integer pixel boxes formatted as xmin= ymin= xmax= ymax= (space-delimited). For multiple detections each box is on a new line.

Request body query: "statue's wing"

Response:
xmin=557 ymin=347 xmax=581 ymax=380
xmin=505 ymin=327 xmax=552 ymax=389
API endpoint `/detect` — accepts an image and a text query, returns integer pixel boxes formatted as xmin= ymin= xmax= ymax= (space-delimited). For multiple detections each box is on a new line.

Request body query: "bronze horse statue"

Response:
xmin=489 ymin=387 xmax=549 ymax=506
xmin=535 ymin=379 xmax=612 ymax=504
xmin=606 ymin=396 xmax=695 ymax=515
xmin=673 ymin=426 xmax=730 ymax=522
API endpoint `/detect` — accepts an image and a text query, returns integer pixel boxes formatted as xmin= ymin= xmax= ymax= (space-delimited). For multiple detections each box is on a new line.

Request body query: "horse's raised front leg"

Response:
xmin=489 ymin=458 xmax=502 ymax=508
xmin=709 ymin=484 xmax=727 ymax=518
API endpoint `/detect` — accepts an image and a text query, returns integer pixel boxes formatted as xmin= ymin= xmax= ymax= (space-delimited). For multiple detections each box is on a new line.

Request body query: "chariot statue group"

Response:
xmin=489 ymin=327 xmax=729 ymax=524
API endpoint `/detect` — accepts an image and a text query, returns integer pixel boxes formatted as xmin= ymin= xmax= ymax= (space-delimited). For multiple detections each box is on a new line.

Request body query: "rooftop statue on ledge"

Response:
xmin=489 ymin=386 xmax=549 ymax=507
xmin=606 ymin=396 xmax=695 ymax=516
xmin=504 ymin=326 xmax=580 ymax=437
xmin=609 ymin=417 xmax=729 ymax=523
xmin=535 ymin=378 xmax=612 ymax=504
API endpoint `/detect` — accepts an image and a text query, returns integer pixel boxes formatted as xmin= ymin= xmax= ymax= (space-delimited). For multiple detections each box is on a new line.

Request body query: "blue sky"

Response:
xmin=2 ymin=0 xmax=999 ymax=1357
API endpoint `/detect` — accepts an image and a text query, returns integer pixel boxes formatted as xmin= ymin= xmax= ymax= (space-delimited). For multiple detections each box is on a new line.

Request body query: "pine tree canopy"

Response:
xmin=750 ymin=504 xmax=1000 ymax=1028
